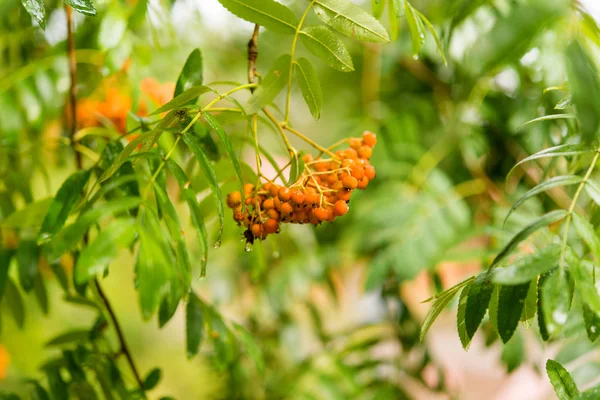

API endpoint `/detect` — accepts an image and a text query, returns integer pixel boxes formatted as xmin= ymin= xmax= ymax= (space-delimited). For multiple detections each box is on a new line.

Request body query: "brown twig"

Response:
xmin=247 ymin=24 xmax=259 ymax=92
xmin=64 ymin=5 xmax=145 ymax=395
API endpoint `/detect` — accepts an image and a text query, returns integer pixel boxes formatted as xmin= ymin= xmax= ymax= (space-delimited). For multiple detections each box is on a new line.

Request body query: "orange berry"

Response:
xmin=357 ymin=176 xmax=369 ymax=189
xmin=267 ymin=209 xmax=280 ymax=220
xmin=326 ymin=173 xmax=338 ymax=185
xmin=280 ymin=202 xmax=293 ymax=216
xmin=291 ymin=190 xmax=305 ymax=205
xmin=304 ymin=192 xmax=319 ymax=206
xmin=245 ymin=197 xmax=254 ymax=206
xmin=314 ymin=162 xmax=328 ymax=172
xmin=244 ymin=183 xmax=255 ymax=195
xmin=269 ymin=184 xmax=280 ymax=197
xmin=337 ymin=189 xmax=351 ymax=202
xmin=334 ymin=200 xmax=349 ymax=216
xmin=344 ymin=148 xmax=358 ymax=159
xmin=278 ymin=187 xmax=292 ymax=202
xmin=358 ymin=146 xmax=373 ymax=159
xmin=233 ymin=211 xmax=244 ymax=222
xmin=227 ymin=191 xmax=242 ymax=208
xmin=251 ymin=223 xmax=263 ymax=237
xmin=264 ymin=218 xmax=279 ymax=234
xmin=332 ymin=181 xmax=344 ymax=191
xmin=263 ymin=182 xmax=272 ymax=192
xmin=294 ymin=210 xmax=307 ymax=223
xmin=364 ymin=165 xmax=376 ymax=180
xmin=341 ymin=159 xmax=356 ymax=168
xmin=301 ymin=153 xmax=313 ymax=163
xmin=327 ymin=207 xmax=336 ymax=222
xmin=349 ymin=138 xmax=362 ymax=149
xmin=351 ymin=167 xmax=365 ymax=180
xmin=263 ymin=198 xmax=275 ymax=210
xmin=362 ymin=131 xmax=377 ymax=147
xmin=342 ymin=176 xmax=358 ymax=190
xmin=273 ymin=197 xmax=282 ymax=210
xmin=313 ymin=207 xmax=328 ymax=222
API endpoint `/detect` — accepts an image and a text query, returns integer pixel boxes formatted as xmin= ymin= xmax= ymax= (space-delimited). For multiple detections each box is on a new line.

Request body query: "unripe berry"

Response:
xmin=334 ymin=200 xmax=349 ymax=216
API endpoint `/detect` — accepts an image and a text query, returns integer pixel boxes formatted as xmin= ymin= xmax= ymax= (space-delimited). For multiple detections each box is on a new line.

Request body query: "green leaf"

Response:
xmin=414 ymin=9 xmax=447 ymax=65
xmin=203 ymin=112 xmax=244 ymax=195
xmin=186 ymin=292 xmax=204 ymax=358
xmin=519 ymin=114 xmax=577 ymax=128
xmin=288 ymin=152 xmax=305 ymax=185
xmin=555 ymin=94 xmax=573 ymax=110
xmin=246 ymin=54 xmax=291 ymax=114
xmin=74 ymin=219 xmax=137 ymax=284
xmin=507 ymin=144 xmax=593 ymax=180
xmin=45 ymin=330 xmax=90 ymax=347
xmin=21 ymin=0 xmax=46 ymax=28
xmin=33 ymin=274 xmax=48 ymax=315
xmin=465 ymin=272 xmax=494 ymax=339
xmin=571 ymin=260 xmax=600 ymax=316
xmin=137 ymin=209 xmax=173 ymax=320
xmin=153 ymin=183 xmax=191 ymax=290
xmin=504 ymin=176 xmax=583 ymax=224
xmin=546 ymin=359 xmax=580 ymax=400
xmin=1 ymin=198 xmax=52 ymax=230
xmin=216 ymin=0 xmax=298 ymax=34
xmin=313 ymin=0 xmax=390 ymax=43
xmin=387 ymin=0 xmax=399 ymax=41
xmin=491 ymin=244 xmax=561 ymax=285
xmin=420 ymin=278 xmax=471 ymax=342
xmin=295 ymin=58 xmax=323 ymax=120
xmin=17 ymin=240 xmax=38 ymax=292
xmin=576 ymin=387 xmax=600 ymax=400
xmin=5 ymin=278 xmax=25 ymax=329
xmin=520 ymin=279 xmax=537 ymax=326
xmin=537 ymin=269 xmax=553 ymax=341
xmin=371 ymin=0 xmax=383 ymax=19
xmin=233 ymin=323 xmax=265 ymax=374
xmin=62 ymin=0 xmax=96 ymax=16
xmin=152 ymin=86 xmax=213 ymax=115
xmin=582 ymin=303 xmax=600 ymax=342
xmin=48 ymin=198 xmax=141 ymax=261
xmin=0 ymin=250 xmax=11 ymax=301
xmin=300 ymin=26 xmax=354 ymax=72
xmin=497 ymin=282 xmax=530 ymax=343
xmin=166 ymin=161 xmax=209 ymax=276
xmin=467 ymin=0 xmax=565 ymax=74
xmin=586 ymin=181 xmax=600 ymax=206
xmin=38 ymin=169 xmax=91 ymax=244
xmin=541 ymin=268 xmax=572 ymax=337
xmin=566 ymin=40 xmax=600 ymax=143
xmin=182 ymin=133 xmax=224 ymax=246
xmin=456 ymin=281 xmax=473 ymax=350
xmin=175 ymin=49 xmax=204 ymax=98
xmin=572 ymin=213 xmax=600 ymax=261
xmin=488 ymin=285 xmax=499 ymax=334
xmin=404 ymin=3 xmax=423 ymax=59
xmin=142 ymin=368 xmax=161 ymax=391
xmin=490 ymin=210 xmax=567 ymax=269
xmin=501 ymin=331 xmax=524 ymax=373
xmin=97 ymin=6 xmax=126 ymax=49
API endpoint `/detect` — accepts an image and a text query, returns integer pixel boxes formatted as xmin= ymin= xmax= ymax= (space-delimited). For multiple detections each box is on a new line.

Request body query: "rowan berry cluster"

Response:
xmin=226 ymin=131 xmax=377 ymax=244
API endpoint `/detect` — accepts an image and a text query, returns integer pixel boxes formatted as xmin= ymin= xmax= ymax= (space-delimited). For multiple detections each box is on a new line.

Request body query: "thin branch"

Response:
xmin=64 ymin=6 xmax=146 ymax=395
xmin=247 ymin=24 xmax=259 ymax=92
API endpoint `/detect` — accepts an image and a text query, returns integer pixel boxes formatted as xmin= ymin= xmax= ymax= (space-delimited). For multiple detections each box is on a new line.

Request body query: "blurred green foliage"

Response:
xmin=3 ymin=0 xmax=600 ymax=399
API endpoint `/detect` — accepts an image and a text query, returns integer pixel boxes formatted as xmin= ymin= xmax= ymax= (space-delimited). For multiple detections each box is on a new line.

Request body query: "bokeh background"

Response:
xmin=2 ymin=0 xmax=600 ymax=398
